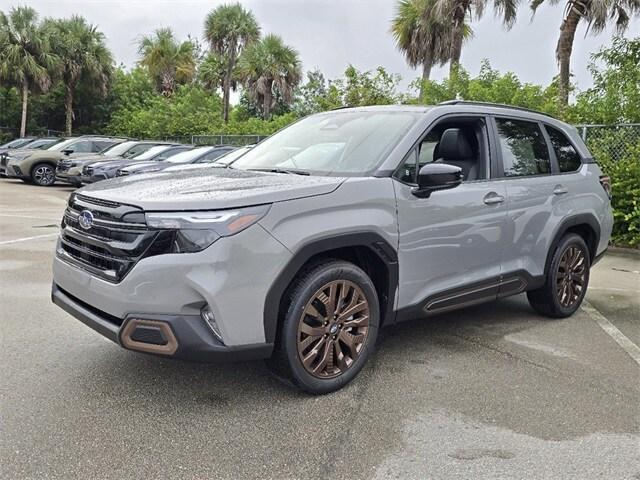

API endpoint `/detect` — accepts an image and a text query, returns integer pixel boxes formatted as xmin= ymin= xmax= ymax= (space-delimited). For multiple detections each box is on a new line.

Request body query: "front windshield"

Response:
xmin=231 ymin=111 xmax=419 ymax=175
xmin=132 ymin=145 xmax=170 ymax=160
xmin=47 ymin=138 xmax=77 ymax=151
xmin=165 ymin=147 xmax=212 ymax=164
xmin=100 ymin=141 xmax=137 ymax=156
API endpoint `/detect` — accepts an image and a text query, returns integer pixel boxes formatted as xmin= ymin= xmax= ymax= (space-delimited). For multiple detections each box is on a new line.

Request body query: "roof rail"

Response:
xmin=437 ymin=100 xmax=554 ymax=118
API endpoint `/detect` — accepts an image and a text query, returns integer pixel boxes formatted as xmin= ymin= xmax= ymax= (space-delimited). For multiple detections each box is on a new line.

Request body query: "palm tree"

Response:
xmin=392 ymin=0 xmax=471 ymax=98
xmin=436 ymin=0 xmax=519 ymax=76
xmin=138 ymin=28 xmax=196 ymax=96
xmin=237 ymin=34 xmax=302 ymax=120
xmin=45 ymin=16 xmax=113 ymax=134
xmin=531 ymin=0 xmax=640 ymax=107
xmin=204 ymin=3 xmax=260 ymax=122
xmin=0 ymin=7 xmax=55 ymax=137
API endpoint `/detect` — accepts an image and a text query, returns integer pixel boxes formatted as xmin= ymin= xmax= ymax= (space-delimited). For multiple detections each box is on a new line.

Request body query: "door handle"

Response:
xmin=483 ymin=192 xmax=505 ymax=205
xmin=553 ymin=185 xmax=568 ymax=195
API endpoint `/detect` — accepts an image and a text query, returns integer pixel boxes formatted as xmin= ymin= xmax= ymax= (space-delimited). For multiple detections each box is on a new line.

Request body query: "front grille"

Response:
xmin=0 ymin=155 xmax=7 ymax=167
xmin=57 ymin=194 xmax=161 ymax=283
xmin=57 ymin=160 xmax=71 ymax=172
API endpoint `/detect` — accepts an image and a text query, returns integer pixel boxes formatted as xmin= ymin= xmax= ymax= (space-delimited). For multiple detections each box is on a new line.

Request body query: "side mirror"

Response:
xmin=62 ymin=149 xmax=74 ymax=155
xmin=412 ymin=163 xmax=463 ymax=198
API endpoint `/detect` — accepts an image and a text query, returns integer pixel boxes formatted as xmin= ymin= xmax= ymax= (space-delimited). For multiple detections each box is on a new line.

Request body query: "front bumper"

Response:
xmin=51 ymin=222 xmax=292 ymax=358
xmin=56 ymin=172 xmax=83 ymax=185
xmin=52 ymin=283 xmax=273 ymax=362
xmin=5 ymin=163 xmax=26 ymax=179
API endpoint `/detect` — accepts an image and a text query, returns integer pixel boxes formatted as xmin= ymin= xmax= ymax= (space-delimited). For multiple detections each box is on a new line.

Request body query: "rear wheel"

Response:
xmin=31 ymin=163 xmax=56 ymax=186
xmin=527 ymin=234 xmax=590 ymax=318
xmin=269 ymin=260 xmax=379 ymax=394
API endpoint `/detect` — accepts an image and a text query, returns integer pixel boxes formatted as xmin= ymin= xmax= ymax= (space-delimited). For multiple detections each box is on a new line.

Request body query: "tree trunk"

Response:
xmin=419 ymin=60 xmax=432 ymax=100
xmin=222 ymin=74 xmax=231 ymax=123
xmin=556 ymin=5 xmax=581 ymax=108
xmin=64 ymin=86 xmax=74 ymax=135
xmin=449 ymin=0 xmax=469 ymax=77
xmin=263 ymin=87 xmax=272 ymax=121
xmin=20 ymin=81 xmax=29 ymax=138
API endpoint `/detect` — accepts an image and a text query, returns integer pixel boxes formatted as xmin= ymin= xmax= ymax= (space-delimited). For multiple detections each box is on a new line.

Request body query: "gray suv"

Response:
xmin=51 ymin=102 xmax=613 ymax=394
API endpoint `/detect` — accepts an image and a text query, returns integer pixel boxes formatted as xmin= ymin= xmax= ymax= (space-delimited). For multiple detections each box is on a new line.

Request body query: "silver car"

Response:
xmin=51 ymin=102 xmax=613 ymax=394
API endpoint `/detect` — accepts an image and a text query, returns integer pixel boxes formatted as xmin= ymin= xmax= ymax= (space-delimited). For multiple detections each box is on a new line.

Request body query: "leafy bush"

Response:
xmin=587 ymin=130 xmax=640 ymax=247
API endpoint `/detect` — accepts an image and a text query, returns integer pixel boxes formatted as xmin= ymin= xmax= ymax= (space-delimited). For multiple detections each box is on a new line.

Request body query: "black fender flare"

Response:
xmin=263 ymin=232 xmax=399 ymax=344
xmin=544 ymin=213 xmax=601 ymax=275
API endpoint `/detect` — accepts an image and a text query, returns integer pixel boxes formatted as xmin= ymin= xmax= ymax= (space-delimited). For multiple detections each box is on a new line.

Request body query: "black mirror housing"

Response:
xmin=62 ymin=149 xmax=74 ymax=155
xmin=412 ymin=163 xmax=463 ymax=198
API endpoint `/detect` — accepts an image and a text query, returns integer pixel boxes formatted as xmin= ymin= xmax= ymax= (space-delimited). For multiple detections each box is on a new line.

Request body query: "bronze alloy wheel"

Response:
xmin=297 ymin=280 xmax=370 ymax=379
xmin=556 ymin=245 xmax=587 ymax=308
xmin=33 ymin=165 xmax=55 ymax=185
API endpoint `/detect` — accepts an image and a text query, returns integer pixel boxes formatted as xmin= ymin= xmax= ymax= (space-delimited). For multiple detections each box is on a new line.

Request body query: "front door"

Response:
xmin=393 ymin=116 xmax=508 ymax=318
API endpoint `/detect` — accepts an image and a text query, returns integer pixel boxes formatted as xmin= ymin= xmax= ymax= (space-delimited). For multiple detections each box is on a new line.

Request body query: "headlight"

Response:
xmin=145 ymin=205 xmax=271 ymax=253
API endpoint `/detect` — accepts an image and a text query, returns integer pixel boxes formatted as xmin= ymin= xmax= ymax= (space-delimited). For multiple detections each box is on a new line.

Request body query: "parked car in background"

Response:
xmin=4 ymin=136 xmax=126 ymax=186
xmin=51 ymin=103 xmax=613 ymax=394
xmin=0 ymin=138 xmax=63 ymax=176
xmin=162 ymin=145 xmax=251 ymax=172
xmin=82 ymin=144 xmax=190 ymax=183
xmin=116 ymin=146 xmax=235 ymax=176
xmin=0 ymin=137 xmax=36 ymax=154
xmin=56 ymin=140 xmax=168 ymax=187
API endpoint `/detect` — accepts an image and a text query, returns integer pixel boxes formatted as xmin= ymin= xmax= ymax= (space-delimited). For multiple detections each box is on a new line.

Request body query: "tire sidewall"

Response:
xmin=282 ymin=262 xmax=380 ymax=394
xmin=548 ymin=234 xmax=591 ymax=316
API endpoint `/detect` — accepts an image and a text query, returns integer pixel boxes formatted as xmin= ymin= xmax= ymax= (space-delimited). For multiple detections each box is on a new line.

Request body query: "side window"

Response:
xmin=67 ymin=140 xmax=93 ymax=153
xmin=395 ymin=149 xmax=417 ymax=183
xmin=545 ymin=125 xmax=582 ymax=172
xmin=417 ymin=130 xmax=440 ymax=171
xmin=496 ymin=118 xmax=551 ymax=177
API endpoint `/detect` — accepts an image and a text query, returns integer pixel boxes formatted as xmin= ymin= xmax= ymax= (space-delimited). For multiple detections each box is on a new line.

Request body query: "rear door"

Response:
xmin=492 ymin=116 xmax=562 ymax=282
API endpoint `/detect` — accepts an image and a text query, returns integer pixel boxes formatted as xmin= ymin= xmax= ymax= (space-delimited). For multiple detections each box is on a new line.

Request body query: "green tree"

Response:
xmin=44 ymin=16 xmax=113 ymax=134
xmin=391 ymin=0 xmax=470 ymax=97
xmin=0 ymin=6 xmax=56 ymax=137
xmin=573 ymin=36 xmax=640 ymax=124
xmin=137 ymin=28 xmax=196 ymax=96
xmin=204 ymin=2 xmax=260 ymax=123
xmin=436 ymin=0 xmax=519 ymax=75
xmin=237 ymin=34 xmax=302 ymax=120
xmin=532 ymin=0 xmax=640 ymax=108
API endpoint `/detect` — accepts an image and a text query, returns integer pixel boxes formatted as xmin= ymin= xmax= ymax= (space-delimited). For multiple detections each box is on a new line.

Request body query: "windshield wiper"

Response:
xmin=248 ymin=167 xmax=310 ymax=176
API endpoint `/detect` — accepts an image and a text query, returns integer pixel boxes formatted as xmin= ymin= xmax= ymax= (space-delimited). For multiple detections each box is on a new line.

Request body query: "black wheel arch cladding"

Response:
xmin=263 ymin=232 xmax=398 ymax=344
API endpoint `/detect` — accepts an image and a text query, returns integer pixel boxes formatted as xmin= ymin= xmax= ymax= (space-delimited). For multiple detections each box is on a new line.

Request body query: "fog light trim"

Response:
xmin=121 ymin=319 xmax=178 ymax=355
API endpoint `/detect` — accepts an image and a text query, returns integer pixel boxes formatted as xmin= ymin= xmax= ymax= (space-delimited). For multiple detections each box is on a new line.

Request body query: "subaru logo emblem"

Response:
xmin=78 ymin=210 xmax=94 ymax=230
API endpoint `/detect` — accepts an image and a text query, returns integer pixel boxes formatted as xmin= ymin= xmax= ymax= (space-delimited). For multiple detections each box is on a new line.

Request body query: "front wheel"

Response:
xmin=269 ymin=260 xmax=379 ymax=394
xmin=527 ymin=233 xmax=590 ymax=318
xmin=31 ymin=163 xmax=56 ymax=186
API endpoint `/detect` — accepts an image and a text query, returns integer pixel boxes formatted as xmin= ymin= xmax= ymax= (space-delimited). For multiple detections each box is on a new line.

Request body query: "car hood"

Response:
xmin=78 ymin=167 xmax=345 ymax=210
xmin=123 ymin=162 xmax=170 ymax=173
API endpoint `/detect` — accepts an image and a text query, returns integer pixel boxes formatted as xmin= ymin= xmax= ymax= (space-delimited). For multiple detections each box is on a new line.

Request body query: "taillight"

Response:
xmin=599 ymin=175 xmax=611 ymax=199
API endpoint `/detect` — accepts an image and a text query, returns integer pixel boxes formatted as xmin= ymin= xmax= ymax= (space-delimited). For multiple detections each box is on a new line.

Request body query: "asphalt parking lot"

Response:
xmin=1 ymin=178 xmax=639 ymax=480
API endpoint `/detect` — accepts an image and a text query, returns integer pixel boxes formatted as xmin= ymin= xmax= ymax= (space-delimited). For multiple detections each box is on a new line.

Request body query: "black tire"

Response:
xmin=527 ymin=233 xmax=590 ymax=318
xmin=31 ymin=163 xmax=56 ymax=186
xmin=20 ymin=178 xmax=33 ymax=184
xmin=268 ymin=260 xmax=379 ymax=395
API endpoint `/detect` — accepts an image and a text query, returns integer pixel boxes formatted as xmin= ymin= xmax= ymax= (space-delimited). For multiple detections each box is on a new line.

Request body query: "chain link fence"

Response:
xmin=578 ymin=124 xmax=639 ymax=163
xmin=162 ymin=134 xmax=268 ymax=146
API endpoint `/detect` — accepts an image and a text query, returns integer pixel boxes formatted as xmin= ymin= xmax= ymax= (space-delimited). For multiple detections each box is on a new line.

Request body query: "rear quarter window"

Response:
xmin=545 ymin=125 xmax=582 ymax=172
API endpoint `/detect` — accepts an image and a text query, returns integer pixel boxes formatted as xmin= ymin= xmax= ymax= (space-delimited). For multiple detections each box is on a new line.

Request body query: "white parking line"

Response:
xmin=0 ymin=233 xmax=59 ymax=246
xmin=582 ymin=301 xmax=640 ymax=366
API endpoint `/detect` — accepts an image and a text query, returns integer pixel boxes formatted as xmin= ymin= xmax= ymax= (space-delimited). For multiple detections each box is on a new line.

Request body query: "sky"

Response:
xmin=14 ymin=0 xmax=640 ymax=97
